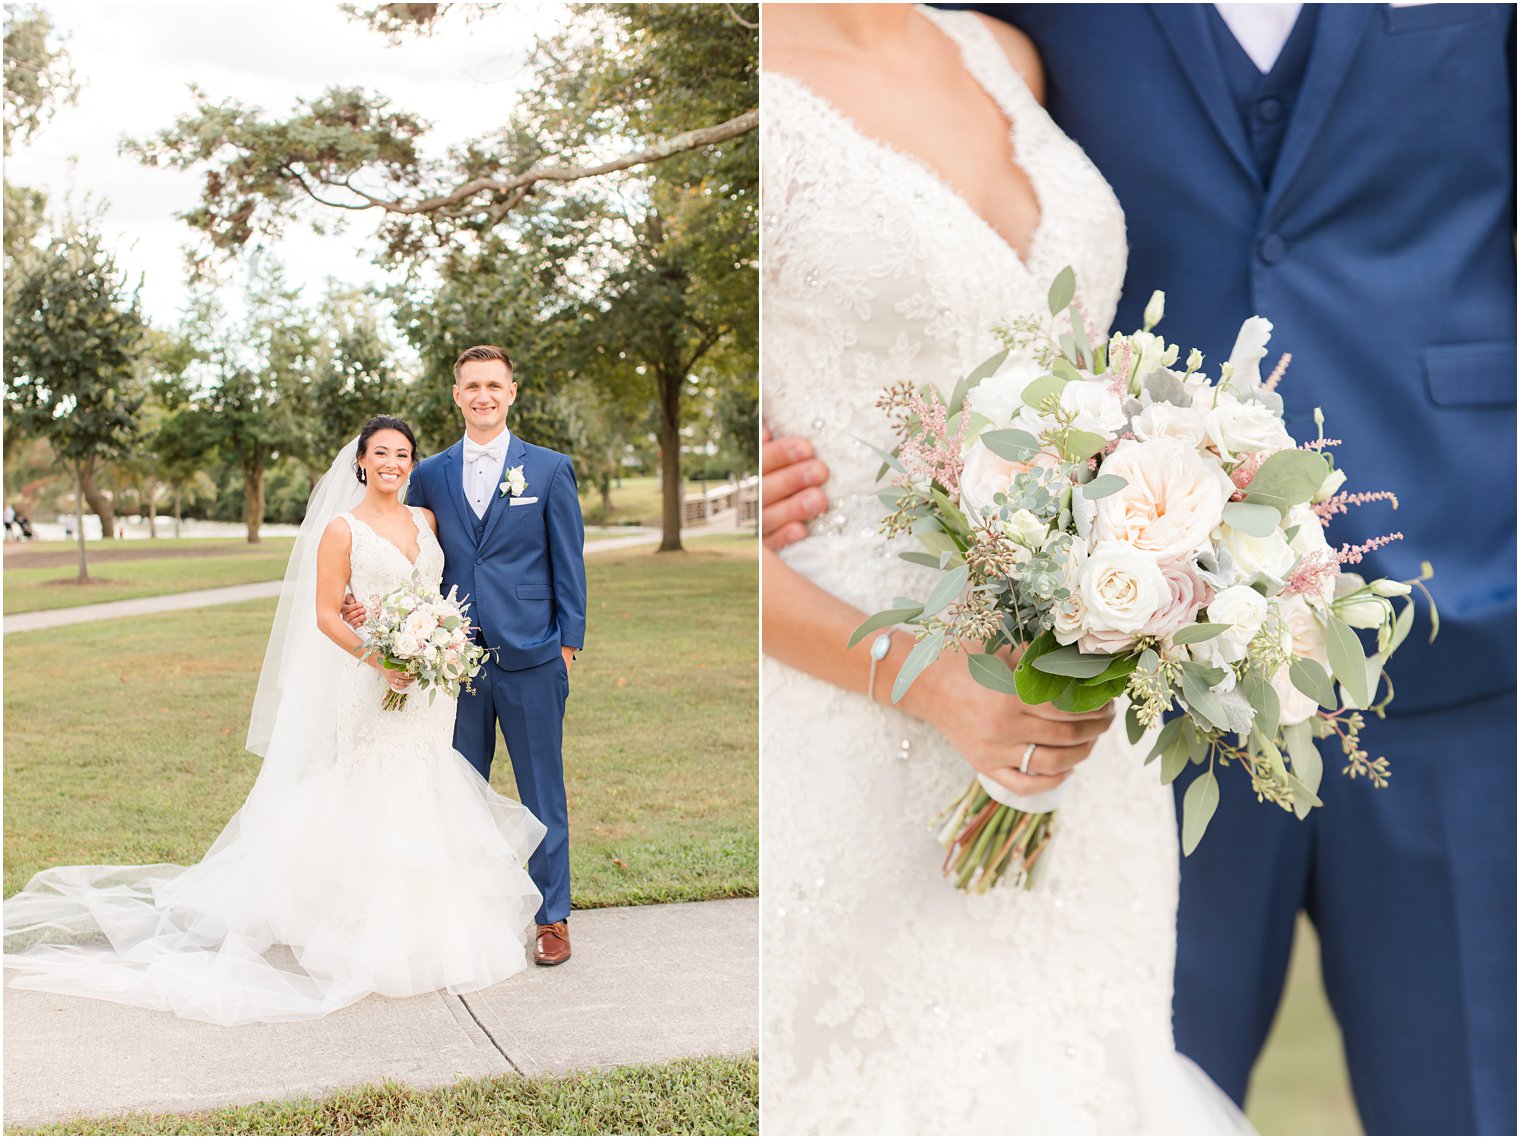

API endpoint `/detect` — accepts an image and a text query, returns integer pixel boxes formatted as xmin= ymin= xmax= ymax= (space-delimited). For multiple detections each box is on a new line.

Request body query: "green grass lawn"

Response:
xmin=3 ymin=535 xmax=758 ymax=908
xmin=580 ymin=474 xmax=663 ymax=528
xmin=16 ymin=1054 xmax=758 ymax=1136
xmin=1246 ymin=916 xmax=1362 ymax=1134
xmin=3 ymin=539 xmax=296 ymax=614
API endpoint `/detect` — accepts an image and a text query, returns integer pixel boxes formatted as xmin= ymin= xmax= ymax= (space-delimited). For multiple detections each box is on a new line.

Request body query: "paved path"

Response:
xmin=3 ymin=898 xmax=756 ymax=1129
xmin=3 ymin=528 xmax=753 ymax=636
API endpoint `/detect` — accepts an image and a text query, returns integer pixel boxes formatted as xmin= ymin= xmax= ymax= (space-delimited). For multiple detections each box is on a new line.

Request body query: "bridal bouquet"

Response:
xmin=357 ymin=573 xmax=486 ymax=711
xmin=854 ymin=266 xmax=1435 ymax=892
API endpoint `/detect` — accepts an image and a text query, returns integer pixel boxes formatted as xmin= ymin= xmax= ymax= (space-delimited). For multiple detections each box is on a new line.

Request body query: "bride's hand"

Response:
xmin=375 ymin=662 xmax=416 ymax=690
xmin=907 ymin=652 xmax=1116 ymax=798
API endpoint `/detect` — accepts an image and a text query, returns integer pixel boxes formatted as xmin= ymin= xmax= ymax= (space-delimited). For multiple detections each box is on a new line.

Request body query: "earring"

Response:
xmin=354 ymin=463 xmax=367 ymax=485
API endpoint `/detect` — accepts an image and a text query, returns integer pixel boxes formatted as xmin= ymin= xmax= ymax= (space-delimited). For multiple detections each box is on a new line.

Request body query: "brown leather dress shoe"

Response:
xmin=534 ymin=920 xmax=571 ymax=966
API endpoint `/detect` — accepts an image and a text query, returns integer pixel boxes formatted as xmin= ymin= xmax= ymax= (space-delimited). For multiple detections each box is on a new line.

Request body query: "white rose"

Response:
xmin=1079 ymin=540 xmax=1169 ymax=638
xmin=1200 ymin=392 xmax=1294 ymax=461
xmin=402 ymin=611 xmax=433 ymax=640
xmin=1131 ymin=403 xmax=1207 ymax=450
xmin=1002 ymin=508 xmax=1048 ymax=548
xmin=393 ymin=633 xmax=422 ymax=659
xmin=1221 ymin=524 xmax=1296 ymax=587
xmin=1060 ymin=379 xmax=1127 ymax=436
xmin=1050 ymin=536 xmax=1090 ymax=645
xmin=1193 ymin=584 xmax=1269 ymax=666
xmin=1087 ymin=437 xmax=1235 ymax=564
xmin=1271 ymin=594 xmax=1332 ymax=725
xmin=967 ymin=357 xmax=1046 ymax=427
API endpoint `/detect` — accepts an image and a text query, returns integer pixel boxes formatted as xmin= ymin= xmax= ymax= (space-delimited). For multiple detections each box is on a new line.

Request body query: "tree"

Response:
xmin=3 ymin=6 xmax=78 ymax=268
xmin=299 ymin=284 xmax=407 ymax=476
xmin=4 ymin=224 xmax=145 ymax=577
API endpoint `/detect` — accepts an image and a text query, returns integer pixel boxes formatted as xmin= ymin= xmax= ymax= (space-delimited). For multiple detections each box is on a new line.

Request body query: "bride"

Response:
xmin=761 ymin=5 xmax=1248 ymax=1133
xmin=3 ymin=415 xmax=545 ymax=1026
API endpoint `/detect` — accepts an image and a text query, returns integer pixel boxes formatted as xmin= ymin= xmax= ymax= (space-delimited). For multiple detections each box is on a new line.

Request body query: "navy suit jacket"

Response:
xmin=969 ymin=2 xmax=1516 ymax=713
xmin=407 ymin=433 xmax=587 ymax=670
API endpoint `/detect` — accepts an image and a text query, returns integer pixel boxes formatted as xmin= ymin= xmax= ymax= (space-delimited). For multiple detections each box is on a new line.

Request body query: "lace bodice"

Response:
xmin=759 ymin=11 xmax=1239 ymax=1134
xmin=341 ymin=508 xmax=445 ymax=604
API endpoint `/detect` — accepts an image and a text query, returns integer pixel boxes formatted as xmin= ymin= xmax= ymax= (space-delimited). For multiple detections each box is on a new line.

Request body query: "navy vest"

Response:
xmin=1207 ymin=6 xmax=1320 ymax=185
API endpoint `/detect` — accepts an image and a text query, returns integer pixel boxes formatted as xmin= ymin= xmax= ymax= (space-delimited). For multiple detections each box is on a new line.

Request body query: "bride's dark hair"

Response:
xmin=353 ymin=415 xmax=419 ymax=484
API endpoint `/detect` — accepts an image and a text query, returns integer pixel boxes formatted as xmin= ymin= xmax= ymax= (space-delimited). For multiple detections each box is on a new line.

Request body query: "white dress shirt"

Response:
xmin=462 ymin=427 xmax=511 ymax=519
xmin=1215 ymin=3 xmax=1304 ymax=73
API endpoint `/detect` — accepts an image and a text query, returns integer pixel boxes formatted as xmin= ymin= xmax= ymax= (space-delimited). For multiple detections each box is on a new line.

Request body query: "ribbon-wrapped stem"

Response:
xmin=933 ymin=778 xmax=1058 ymax=893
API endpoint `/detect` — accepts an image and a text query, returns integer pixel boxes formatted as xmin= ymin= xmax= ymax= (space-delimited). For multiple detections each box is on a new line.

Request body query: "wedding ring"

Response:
xmin=1019 ymin=742 xmax=1037 ymax=774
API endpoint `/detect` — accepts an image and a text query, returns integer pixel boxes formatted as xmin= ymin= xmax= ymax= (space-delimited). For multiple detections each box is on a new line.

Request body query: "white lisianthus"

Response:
xmin=1131 ymin=403 xmax=1208 ymax=450
xmin=1128 ymin=330 xmax=1170 ymax=387
xmin=1313 ymin=466 xmax=1347 ymax=503
xmin=967 ymin=357 xmax=1046 ymax=428
xmin=1270 ymin=594 xmax=1333 ymax=725
xmin=1087 ymin=438 xmax=1235 ymax=564
xmin=1059 ymin=380 xmax=1127 ymax=437
xmin=1185 ymin=348 xmax=1204 ymax=374
xmin=1050 ymin=536 xmax=1090 ymax=645
xmin=1194 ymin=584 xmax=1269 ymax=666
xmin=1334 ymin=594 xmax=1388 ymax=629
xmin=499 ymin=465 xmax=528 ymax=498
xmin=1225 ymin=316 xmax=1274 ymax=389
xmin=1143 ymin=290 xmax=1165 ymax=331
xmin=1370 ymin=579 xmax=1411 ymax=598
xmin=1199 ymin=392 xmax=1295 ymax=461
xmin=1222 ymin=523 xmax=1296 ymax=587
xmin=1079 ymin=540 xmax=1170 ymax=637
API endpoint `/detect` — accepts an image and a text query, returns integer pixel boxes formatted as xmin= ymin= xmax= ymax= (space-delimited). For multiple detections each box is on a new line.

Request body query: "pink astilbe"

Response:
xmin=1299 ymin=437 xmax=1342 ymax=451
xmin=1336 ymin=531 xmax=1404 ymax=567
xmin=1107 ymin=339 xmax=1132 ymax=395
xmin=899 ymin=390 xmax=970 ymax=495
xmin=1263 ymin=353 xmax=1292 ymax=393
xmin=1284 ymin=550 xmax=1338 ymax=598
xmin=1312 ymin=489 xmax=1400 ymax=523
xmin=1228 ymin=451 xmax=1268 ymax=499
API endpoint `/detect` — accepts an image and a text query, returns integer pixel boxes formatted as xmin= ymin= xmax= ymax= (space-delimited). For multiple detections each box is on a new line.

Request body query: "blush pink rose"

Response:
xmin=1145 ymin=561 xmax=1215 ymax=641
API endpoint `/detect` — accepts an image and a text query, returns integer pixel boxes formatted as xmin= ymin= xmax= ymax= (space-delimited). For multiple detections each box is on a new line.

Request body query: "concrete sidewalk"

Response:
xmin=3 ymin=897 xmax=757 ymax=1130
xmin=2 ymin=527 xmax=744 ymax=636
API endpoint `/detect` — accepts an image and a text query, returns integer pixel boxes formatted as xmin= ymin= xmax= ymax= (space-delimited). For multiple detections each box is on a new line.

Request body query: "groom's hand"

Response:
xmin=341 ymin=592 xmax=367 ymax=629
xmin=762 ymin=425 xmax=829 ymax=552
xmin=562 ymin=645 xmax=576 ymax=676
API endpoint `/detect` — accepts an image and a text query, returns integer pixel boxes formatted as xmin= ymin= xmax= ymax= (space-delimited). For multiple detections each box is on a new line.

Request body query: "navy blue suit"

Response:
xmin=963 ymin=4 xmax=1516 ymax=1132
xmin=407 ymin=432 xmax=587 ymax=925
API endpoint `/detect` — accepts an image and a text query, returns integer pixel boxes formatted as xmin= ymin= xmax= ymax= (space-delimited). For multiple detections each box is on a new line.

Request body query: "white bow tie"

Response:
xmin=464 ymin=441 xmax=503 ymax=464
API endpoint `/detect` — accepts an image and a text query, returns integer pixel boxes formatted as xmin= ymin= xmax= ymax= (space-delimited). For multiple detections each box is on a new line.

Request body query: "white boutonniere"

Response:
xmin=499 ymin=465 xmax=527 ymax=498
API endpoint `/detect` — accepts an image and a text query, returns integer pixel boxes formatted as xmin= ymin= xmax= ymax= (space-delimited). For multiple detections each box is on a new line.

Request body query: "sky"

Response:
xmin=6 ymin=1 xmax=569 ymax=326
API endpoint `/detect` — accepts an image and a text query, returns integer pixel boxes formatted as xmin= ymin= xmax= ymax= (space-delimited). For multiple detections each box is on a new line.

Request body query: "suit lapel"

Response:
xmin=477 ymin=433 xmax=527 ymax=551
xmin=1150 ymin=4 xmax=1262 ymax=192
xmin=1264 ymin=6 xmax=1373 ymax=214
xmin=441 ymin=440 xmax=477 ymax=543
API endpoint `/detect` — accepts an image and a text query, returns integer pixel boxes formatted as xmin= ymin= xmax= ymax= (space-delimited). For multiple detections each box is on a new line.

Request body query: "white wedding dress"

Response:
xmin=3 ymin=499 xmax=545 ymax=1026
xmin=761 ymin=10 xmax=1249 ymax=1134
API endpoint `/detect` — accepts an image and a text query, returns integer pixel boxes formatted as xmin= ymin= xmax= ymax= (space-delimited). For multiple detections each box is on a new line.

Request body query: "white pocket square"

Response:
xmin=510 ymin=496 xmax=539 ymax=505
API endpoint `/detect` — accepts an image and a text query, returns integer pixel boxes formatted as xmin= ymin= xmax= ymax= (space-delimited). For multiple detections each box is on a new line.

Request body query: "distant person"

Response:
xmin=17 ymin=514 xmax=33 ymax=542
xmin=62 ymin=517 xmax=74 ymax=540
xmin=4 ymin=504 xmax=15 ymax=541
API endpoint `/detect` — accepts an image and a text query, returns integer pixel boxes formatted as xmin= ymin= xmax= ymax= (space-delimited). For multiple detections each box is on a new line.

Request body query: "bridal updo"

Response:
xmin=353 ymin=415 xmax=419 ymax=484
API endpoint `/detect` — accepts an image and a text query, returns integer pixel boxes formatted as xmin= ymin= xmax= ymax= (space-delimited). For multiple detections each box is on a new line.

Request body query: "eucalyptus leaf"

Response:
xmin=1282 ymin=719 xmax=1323 ymax=796
xmin=1181 ymin=768 xmax=1220 ymax=856
xmin=1144 ymin=716 xmax=1186 ymax=766
xmin=1221 ymin=501 xmax=1283 ymax=538
xmin=1069 ymin=311 xmax=1093 ymax=370
xmin=1048 ymin=264 xmax=1076 ymax=315
xmin=1288 ymin=655 xmax=1337 ymax=709
xmin=847 ymin=606 xmax=924 ymax=649
xmin=1063 ymin=429 xmax=1108 ymax=463
xmin=1081 ymin=474 xmax=1128 ymax=501
xmin=1241 ymin=670 xmax=1280 ymax=738
xmin=964 ymin=347 xmax=1009 ymax=388
xmin=1388 ymin=596 xmax=1415 ymax=656
xmin=854 ymin=436 xmax=907 ymax=475
xmin=1014 ymin=631 xmax=1069 ymax=704
xmin=1021 ymin=374 xmax=1068 ymax=410
xmin=968 ymin=652 xmax=1018 ymax=694
xmin=1125 ymin=702 xmax=1145 ymax=746
xmin=1243 ymin=450 xmax=1330 ymax=512
xmin=921 ymin=562 xmax=970 ymax=620
xmin=916 ymin=530 xmax=961 ymax=560
xmin=1056 ymin=675 xmax=1127 ymax=713
xmin=1050 ymin=357 xmax=1083 ymax=384
xmin=899 ymin=551 xmax=943 ymax=569
xmin=891 ymin=630 xmax=945 ymax=704
xmin=1179 ymin=667 xmax=1232 ymax=731
xmin=1170 ymin=622 xmax=1232 ymax=646
xmin=1160 ymin=733 xmax=1191 ymax=785
xmin=1030 ymin=645 xmax=1116 ymax=678
xmin=1324 ymin=614 xmax=1371 ymax=709
xmin=980 ymin=428 xmax=1040 ymax=462
xmin=1283 ymin=771 xmax=1323 ymax=820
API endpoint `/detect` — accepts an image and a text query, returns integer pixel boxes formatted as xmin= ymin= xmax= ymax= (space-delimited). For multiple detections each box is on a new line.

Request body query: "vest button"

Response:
xmin=1257 ymin=97 xmax=1284 ymax=124
xmin=1258 ymin=234 xmax=1287 ymax=265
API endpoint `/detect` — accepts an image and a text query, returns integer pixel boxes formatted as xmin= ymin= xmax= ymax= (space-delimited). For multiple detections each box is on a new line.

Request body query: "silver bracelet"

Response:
xmin=867 ymin=631 xmax=893 ymax=703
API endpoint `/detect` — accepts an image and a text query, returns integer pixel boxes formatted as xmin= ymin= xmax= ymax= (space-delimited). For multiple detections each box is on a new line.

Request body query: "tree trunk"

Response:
xmin=80 ymin=460 xmax=116 ymax=540
xmin=173 ymin=489 xmax=183 ymax=539
xmin=657 ymin=367 xmax=683 ymax=553
xmin=146 ymin=478 xmax=158 ymax=539
xmin=74 ymin=463 xmax=89 ymax=581
xmin=244 ymin=461 xmax=264 ymax=544
xmin=599 ymin=470 xmax=614 ymax=514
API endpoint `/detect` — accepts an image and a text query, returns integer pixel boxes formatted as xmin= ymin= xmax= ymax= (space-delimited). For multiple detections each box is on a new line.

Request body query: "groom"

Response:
xmin=767 ymin=4 xmax=1516 ymax=1132
xmin=365 ymin=344 xmax=586 ymax=966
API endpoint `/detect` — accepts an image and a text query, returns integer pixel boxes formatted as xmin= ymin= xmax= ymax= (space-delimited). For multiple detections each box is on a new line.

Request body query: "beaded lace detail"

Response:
xmin=760 ymin=10 xmax=1226 ymax=1134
